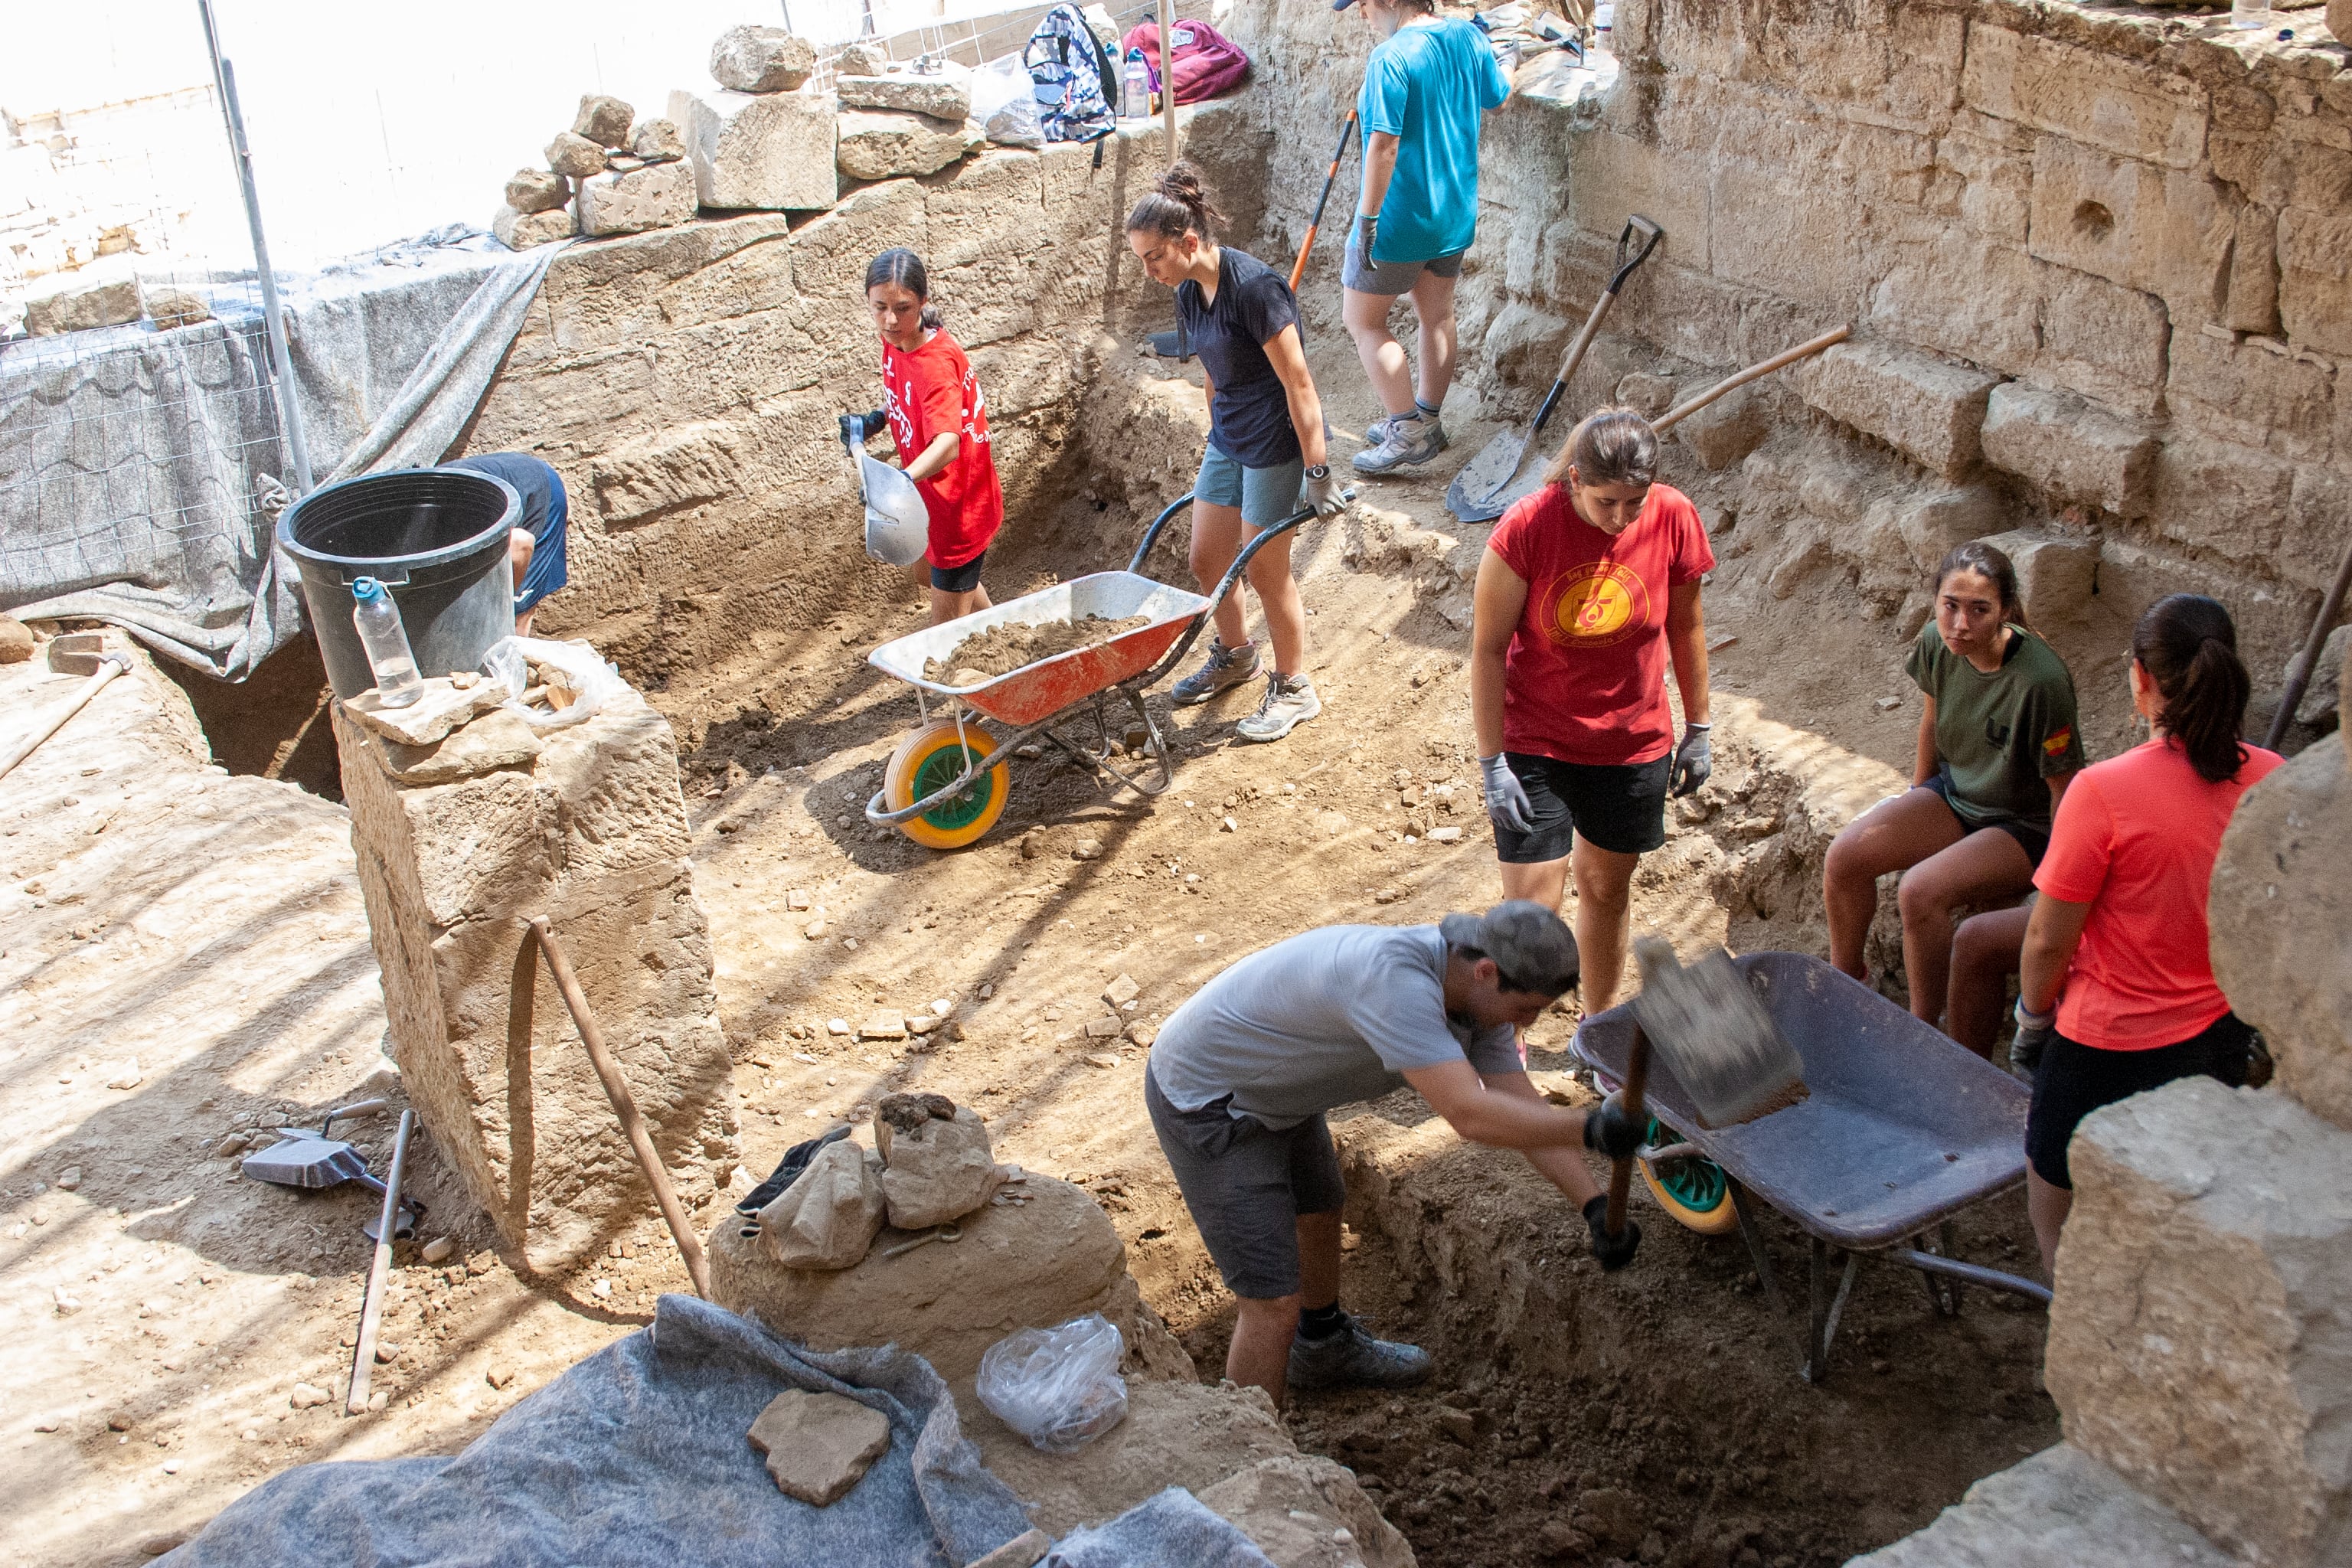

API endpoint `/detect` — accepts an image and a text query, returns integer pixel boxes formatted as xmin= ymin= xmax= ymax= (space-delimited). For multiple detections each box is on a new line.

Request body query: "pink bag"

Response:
xmin=1120 ymin=18 xmax=1251 ymax=105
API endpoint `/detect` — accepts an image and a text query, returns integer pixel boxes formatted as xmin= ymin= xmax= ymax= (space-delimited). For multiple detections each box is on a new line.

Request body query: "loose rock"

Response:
xmin=876 ymin=1106 xmax=1004 ymax=1229
xmin=669 ymin=87 xmax=838 ymax=212
xmin=836 ymin=41 xmax=889 ymax=76
xmin=836 ymin=108 xmax=979 ymax=181
xmin=504 ymin=168 xmax=569 ymax=214
xmin=572 ymin=93 xmax=635 ymax=148
xmin=746 ymin=1388 xmax=890 ymax=1505
xmin=710 ymin=26 xmax=817 ymax=93
xmin=24 ymin=276 xmax=143 ymax=337
xmin=1102 ymin=973 xmax=1140 ymax=1008
xmin=861 ymin=1011 xmax=907 ymax=1040
xmin=144 ymin=288 xmax=210 ymax=329
xmin=575 ymin=161 xmax=696 ymax=237
xmin=0 ymin=617 xmax=33 ymax=664
xmin=420 ymin=1236 xmax=455 ymax=1264
xmin=753 ymin=1138 xmax=887 ymax=1269
xmin=544 ymin=131 xmax=606 ymax=180
xmin=836 ymin=64 xmax=973 ymax=123
xmin=289 ymin=1383 xmax=330 ymax=1410
xmin=629 ymin=116 xmax=684 ymax=162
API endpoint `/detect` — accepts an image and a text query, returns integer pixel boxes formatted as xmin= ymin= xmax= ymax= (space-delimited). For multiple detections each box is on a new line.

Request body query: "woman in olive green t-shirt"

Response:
xmin=1822 ymin=543 xmax=2086 ymax=1031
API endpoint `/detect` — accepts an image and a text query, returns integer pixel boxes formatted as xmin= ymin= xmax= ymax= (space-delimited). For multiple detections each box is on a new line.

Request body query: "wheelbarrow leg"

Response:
xmin=1801 ymin=1237 xmax=1859 ymax=1385
xmin=1911 ymin=1221 xmax=1964 ymax=1318
xmin=1730 ymin=1180 xmax=1785 ymax=1316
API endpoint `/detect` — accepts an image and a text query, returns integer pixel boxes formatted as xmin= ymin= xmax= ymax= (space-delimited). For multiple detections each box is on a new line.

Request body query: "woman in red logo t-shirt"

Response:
xmin=857 ymin=248 xmax=1004 ymax=625
xmin=1468 ymin=409 xmax=1716 ymax=1011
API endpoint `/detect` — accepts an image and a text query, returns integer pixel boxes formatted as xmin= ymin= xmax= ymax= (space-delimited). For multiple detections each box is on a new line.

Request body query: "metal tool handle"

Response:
xmin=1605 ymin=1024 xmax=1651 ymax=1242
xmin=347 ymin=1109 xmax=413 ymax=1415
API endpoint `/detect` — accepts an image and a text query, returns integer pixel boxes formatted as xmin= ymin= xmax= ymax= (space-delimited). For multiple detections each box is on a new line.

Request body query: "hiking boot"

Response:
xmin=1351 ymin=413 xmax=1448 ymax=475
xmin=1287 ymin=1311 xmax=1433 ymax=1391
xmin=1171 ymin=638 xmax=1261 ymax=707
xmin=1235 ymin=672 xmax=1321 ymax=743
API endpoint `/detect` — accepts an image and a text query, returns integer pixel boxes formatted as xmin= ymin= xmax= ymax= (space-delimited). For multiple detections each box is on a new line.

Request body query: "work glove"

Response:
xmin=1351 ymin=212 xmax=1377 ymax=260
xmin=840 ymin=409 xmax=888 ymax=448
xmin=1478 ymin=753 xmax=1534 ymax=835
xmin=1302 ymin=465 xmax=1346 ymax=519
xmin=1671 ymin=721 xmax=1712 ymax=798
xmin=1580 ymin=1091 xmax=1643 ymax=1161
xmin=2011 ymin=998 xmax=2056 ymax=1086
xmin=1582 ymin=1194 xmax=1642 ymax=1272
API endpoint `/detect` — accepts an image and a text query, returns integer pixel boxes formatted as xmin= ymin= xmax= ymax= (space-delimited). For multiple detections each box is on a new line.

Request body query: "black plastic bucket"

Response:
xmin=279 ymin=468 xmax=520 ymax=701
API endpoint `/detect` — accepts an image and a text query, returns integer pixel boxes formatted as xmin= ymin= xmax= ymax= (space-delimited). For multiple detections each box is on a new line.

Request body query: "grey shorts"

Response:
xmin=1196 ymin=445 xmax=1306 ymax=531
xmin=1342 ymin=235 xmax=1466 ymax=296
xmin=1145 ymin=1066 xmax=1346 ymax=1301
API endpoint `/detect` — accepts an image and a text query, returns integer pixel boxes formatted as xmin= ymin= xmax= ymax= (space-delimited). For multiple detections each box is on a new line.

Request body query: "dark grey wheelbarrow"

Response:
xmin=1573 ymin=951 xmax=2048 ymax=1383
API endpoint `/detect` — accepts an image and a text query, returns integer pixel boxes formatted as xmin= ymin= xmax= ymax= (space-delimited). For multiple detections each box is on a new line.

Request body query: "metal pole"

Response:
xmin=1157 ymin=0 xmax=1178 ymax=167
xmin=198 ymin=0 xmax=313 ymax=495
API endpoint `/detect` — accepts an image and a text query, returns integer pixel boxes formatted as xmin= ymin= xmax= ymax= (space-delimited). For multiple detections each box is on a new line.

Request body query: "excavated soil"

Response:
xmin=923 ymin=613 xmax=1155 ymax=684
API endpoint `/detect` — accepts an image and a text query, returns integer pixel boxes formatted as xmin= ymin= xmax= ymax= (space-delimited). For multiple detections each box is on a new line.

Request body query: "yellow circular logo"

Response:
xmin=1544 ymin=563 xmax=1648 ymax=648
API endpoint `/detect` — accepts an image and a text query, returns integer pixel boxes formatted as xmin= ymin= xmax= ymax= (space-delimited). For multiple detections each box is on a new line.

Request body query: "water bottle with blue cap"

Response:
xmin=350 ymin=577 xmax=424 ymax=707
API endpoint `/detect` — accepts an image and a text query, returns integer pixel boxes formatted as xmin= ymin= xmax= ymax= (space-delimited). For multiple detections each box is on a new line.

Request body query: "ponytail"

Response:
xmin=1125 ymin=160 xmax=1225 ymax=242
xmin=1541 ymin=406 xmax=1658 ymax=490
xmin=865 ymin=247 xmax=942 ymax=330
xmin=1933 ymin=541 xmax=2030 ymax=633
xmin=2132 ymin=593 xmax=2251 ymax=782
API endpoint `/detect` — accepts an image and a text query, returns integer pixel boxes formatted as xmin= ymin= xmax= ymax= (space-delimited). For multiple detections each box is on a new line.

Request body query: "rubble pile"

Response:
xmin=494 ymin=92 xmax=691 ymax=249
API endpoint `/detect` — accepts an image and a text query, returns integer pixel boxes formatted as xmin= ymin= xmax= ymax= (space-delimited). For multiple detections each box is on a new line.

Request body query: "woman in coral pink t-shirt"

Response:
xmin=1468 ymin=409 xmax=1716 ymax=1011
xmin=2013 ymin=594 xmax=2282 ymax=1274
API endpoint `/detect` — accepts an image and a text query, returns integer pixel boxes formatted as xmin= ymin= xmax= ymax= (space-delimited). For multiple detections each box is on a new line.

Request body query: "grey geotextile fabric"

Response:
xmin=1044 ymin=1486 xmax=1279 ymax=1567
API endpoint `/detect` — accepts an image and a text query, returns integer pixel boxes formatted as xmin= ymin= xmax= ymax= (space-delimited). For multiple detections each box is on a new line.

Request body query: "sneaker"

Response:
xmin=1351 ymin=413 xmax=1448 ymax=475
xmin=1170 ymin=637 xmax=1261 ymax=707
xmin=1235 ymin=672 xmax=1321 ymax=743
xmin=1287 ymin=1311 xmax=1433 ymax=1391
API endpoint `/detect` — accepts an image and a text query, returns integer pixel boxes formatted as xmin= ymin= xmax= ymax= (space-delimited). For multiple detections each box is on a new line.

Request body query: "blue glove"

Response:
xmin=1671 ymin=721 xmax=1712 ymax=798
xmin=1479 ymin=753 xmax=1534 ymax=835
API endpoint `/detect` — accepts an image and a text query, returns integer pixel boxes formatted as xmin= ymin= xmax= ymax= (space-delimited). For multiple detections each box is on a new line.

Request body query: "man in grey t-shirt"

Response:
xmin=1145 ymin=900 xmax=1642 ymax=1407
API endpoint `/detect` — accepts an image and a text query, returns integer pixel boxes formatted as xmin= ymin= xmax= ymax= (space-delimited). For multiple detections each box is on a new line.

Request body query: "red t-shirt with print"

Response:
xmin=1486 ymin=482 xmax=1714 ymax=766
xmin=881 ymin=329 xmax=1003 ymax=569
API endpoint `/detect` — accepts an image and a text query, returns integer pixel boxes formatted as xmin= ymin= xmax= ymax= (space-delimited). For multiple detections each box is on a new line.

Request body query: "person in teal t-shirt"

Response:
xmin=1337 ymin=0 xmax=1512 ymax=476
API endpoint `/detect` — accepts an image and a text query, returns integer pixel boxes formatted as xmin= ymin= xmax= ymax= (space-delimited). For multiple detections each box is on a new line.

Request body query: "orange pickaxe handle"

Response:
xmin=1290 ymin=112 xmax=1360 ymax=292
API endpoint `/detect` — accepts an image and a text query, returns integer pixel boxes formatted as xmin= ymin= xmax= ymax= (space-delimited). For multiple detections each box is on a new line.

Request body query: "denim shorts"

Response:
xmin=1195 ymin=445 xmax=1306 ymax=532
xmin=1341 ymin=235 xmax=1465 ymax=296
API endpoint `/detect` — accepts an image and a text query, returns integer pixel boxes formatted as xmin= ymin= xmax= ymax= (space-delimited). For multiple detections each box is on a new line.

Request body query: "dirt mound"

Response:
xmin=923 ymin=614 xmax=1152 ymax=684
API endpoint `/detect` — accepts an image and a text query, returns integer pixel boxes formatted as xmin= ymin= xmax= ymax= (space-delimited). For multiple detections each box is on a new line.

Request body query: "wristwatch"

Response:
xmin=1305 ymin=463 xmax=1331 ymax=479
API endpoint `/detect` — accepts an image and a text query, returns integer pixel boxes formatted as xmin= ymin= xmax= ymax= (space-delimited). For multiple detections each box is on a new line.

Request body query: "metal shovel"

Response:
xmin=1446 ymin=214 xmax=1663 ymax=524
xmin=240 ymin=1097 xmax=423 ymax=1240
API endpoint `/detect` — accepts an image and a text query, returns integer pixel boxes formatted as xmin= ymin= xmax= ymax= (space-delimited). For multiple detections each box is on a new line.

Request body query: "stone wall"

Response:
xmin=1223 ymin=0 xmax=2350 ymax=740
xmin=459 ymin=114 xmax=1269 ymax=685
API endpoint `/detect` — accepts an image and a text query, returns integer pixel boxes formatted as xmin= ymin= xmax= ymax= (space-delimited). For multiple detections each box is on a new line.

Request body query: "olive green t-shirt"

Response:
xmin=1906 ymin=621 xmax=2084 ymax=828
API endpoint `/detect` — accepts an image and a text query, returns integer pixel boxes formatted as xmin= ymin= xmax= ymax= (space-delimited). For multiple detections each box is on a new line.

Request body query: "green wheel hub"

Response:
xmin=913 ymin=745 xmax=995 ymax=830
xmin=1645 ymin=1116 xmax=1729 ymax=1214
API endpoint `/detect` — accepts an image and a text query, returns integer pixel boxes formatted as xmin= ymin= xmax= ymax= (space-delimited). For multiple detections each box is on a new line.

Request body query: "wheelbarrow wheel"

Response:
xmin=1639 ymin=1117 xmax=1740 ymax=1236
xmin=884 ymin=721 xmax=1010 ymax=850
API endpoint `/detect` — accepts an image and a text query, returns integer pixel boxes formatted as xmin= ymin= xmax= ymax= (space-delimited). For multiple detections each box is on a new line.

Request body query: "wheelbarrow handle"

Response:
xmin=1128 ymin=490 xmax=1197 ymax=576
xmin=1206 ymin=488 xmax=1355 ymax=614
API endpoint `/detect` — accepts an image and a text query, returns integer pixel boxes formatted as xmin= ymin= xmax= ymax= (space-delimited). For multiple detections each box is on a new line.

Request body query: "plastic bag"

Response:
xmin=975 ymin=1314 xmax=1129 ymax=1452
xmin=481 ymin=635 xmax=629 ymax=732
xmin=971 ymin=52 xmax=1032 ymax=123
xmin=984 ymin=87 xmax=1045 ymax=148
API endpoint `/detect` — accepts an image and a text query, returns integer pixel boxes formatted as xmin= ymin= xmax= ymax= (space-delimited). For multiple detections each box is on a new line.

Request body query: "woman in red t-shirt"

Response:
xmin=2013 ymin=594 xmax=2282 ymax=1274
xmin=1469 ymin=409 xmax=1715 ymax=1011
xmin=855 ymin=248 xmax=1004 ymax=625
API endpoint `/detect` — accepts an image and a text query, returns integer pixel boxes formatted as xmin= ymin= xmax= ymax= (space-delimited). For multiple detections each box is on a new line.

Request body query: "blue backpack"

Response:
xmin=1024 ymin=5 xmax=1119 ymax=147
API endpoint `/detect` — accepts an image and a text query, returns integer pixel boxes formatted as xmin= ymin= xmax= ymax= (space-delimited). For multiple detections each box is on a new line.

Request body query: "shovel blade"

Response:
xmin=1446 ymin=430 xmax=1540 ymax=524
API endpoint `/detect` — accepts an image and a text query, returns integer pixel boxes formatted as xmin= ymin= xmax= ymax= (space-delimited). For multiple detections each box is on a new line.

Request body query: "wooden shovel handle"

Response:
xmin=1653 ymin=325 xmax=1851 ymax=433
xmin=1604 ymin=1024 xmax=1651 ymax=1240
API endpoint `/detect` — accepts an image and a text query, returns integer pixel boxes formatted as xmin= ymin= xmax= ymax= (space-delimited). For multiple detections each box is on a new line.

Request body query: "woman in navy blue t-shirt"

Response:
xmin=1125 ymin=163 xmax=1346 ymax=745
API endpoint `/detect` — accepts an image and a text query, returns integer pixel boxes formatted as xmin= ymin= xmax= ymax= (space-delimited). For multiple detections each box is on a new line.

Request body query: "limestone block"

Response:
xmin=1979 ymin=381 xmax=2157 ymax=516
xmin=876 ymin=1106 xmax=1004 ymax=1229
xmin=1975 ymin=531 xmax=2099 ymax=626
xmin=710 ymin=25 xmax=815 ymax=93
xmin=753 ymin=1138 xmax=885 ymax=1269
xmin=629 ymin=117 xmax=683 ymax=163
xmin=2278 ymin=209 xmax=2352 ymax=356
xmin=1674 ymin=385 xmax=1769 ymax=471
xmin=1850 ymin=1444 xmax=2232 ymax=1568
xmin=1792 ymin=341 xmax=2003 ymax=479
xmin=2167 ymin=327 xmax=2334 ymax=464
xmin=2034 ymin=261 xmax=2170 ymax=416
xmin=504 ymin=168 xmax=570 ymax=214
xmin=142 ymin=287 xmax=209 ymax=328
xmin=24 ymin=275 xmax=141 ymax=337
xmin=2151 ymin=436 xmax=2296 ymax=560
xmin=836 ymin=64 xmax=972 ymax=124
xmin=835 ymin=109 xmax=978 ymax=181
xmin=670 ymin=87 xmax=837 ymax=212
xmin=1866 ymin=230 xmax=2042 ymax=373
xmin=748 ymin=1389 xmax=889 ymax=1504
xmin=837 ymin=41 xmax=887 ymax=77
xmin=2024 ymin=136 xmax=2233 ymax=316
xmin=377 ymin=707 xmax=544 ymax=785
xmin=1479 ymin=299 xmax=1573 ymax=397
xmin=331 ymin=682 xmax=735 ymax=1272
xmin=708 ymin=1173 xmax=1189 ymax=1383
xmin=2209 ymin=740 xmax=2352 ymax=1129
xmin=573 ymin=93 xmax=635 ymax=149
xmin=1961 ymin=26 xmax=2208 ymax=171
xmin=2290 ymin=623 xmax=2347 ymax=727
xmin=546 ymin=130 xmax=606 ymax=180
xmin=2222 ymin=204 xmax=2280 ymax=335
xmin=2333 ymin=0 xmax=2350 ymax=48
xmin=494 ymin=204 xmax=576 ymax=250
xmin=2047 ymin=1076 xmax=2352 ymax=1566
xmin=1892 ymin=485 xmax=2004 ymax=575
xmin=589 ymin=419 xmax=747 ymax=524
xmin=1198 ymin=1452 xmax=1418 ymax=1568
xmin=576 ymin=160 xmax=696 ymax=237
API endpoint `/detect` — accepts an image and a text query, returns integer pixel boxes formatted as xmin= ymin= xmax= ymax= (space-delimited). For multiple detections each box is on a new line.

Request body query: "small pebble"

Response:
xmin=420 ymin=1236 xmax=455 ymax=1265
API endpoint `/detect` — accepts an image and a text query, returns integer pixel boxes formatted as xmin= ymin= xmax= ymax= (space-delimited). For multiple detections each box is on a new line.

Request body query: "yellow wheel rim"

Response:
xmin=1640 ymin=1155 xmax=1742 ymax=1235
xmin=884 ymin=721 xmax=1009 ymax=850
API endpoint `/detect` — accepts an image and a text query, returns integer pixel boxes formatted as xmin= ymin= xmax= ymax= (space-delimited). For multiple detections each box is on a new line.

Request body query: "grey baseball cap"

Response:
xmin=1439 ymin=900 xmax=1580 ymax=996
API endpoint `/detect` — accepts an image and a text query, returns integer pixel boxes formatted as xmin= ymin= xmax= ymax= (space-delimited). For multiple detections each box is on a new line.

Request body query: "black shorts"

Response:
xmin=1145 ymin=1067 xmax=1346 ymax=1301
xmin=2024 ymin=1013 xmax=2252 ymax=1188
xmin=1493 ymin=752 xmax=1670 ymax=862
xmin=1922 ymin=772 xmax=2050 ymax=867
xmin=929 ymin=550 xmax=986 ymax=593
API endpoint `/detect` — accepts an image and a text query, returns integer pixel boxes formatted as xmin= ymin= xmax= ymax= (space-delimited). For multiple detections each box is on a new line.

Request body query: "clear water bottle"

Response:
xmin=351 ymin=576 xmax=423 ymax=707
xmin=1590 ymin=2 xmax=1615 ymax=63
xmin=2230 ymin=0 xmax=2269 ymax=25
xmin=1123 ymin=52 xmax=1152 ymax=119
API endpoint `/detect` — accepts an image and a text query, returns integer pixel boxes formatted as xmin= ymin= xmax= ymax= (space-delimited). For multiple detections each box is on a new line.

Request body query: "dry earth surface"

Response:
xmin=1 ymin=338 xmax=2061 ymax=1568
